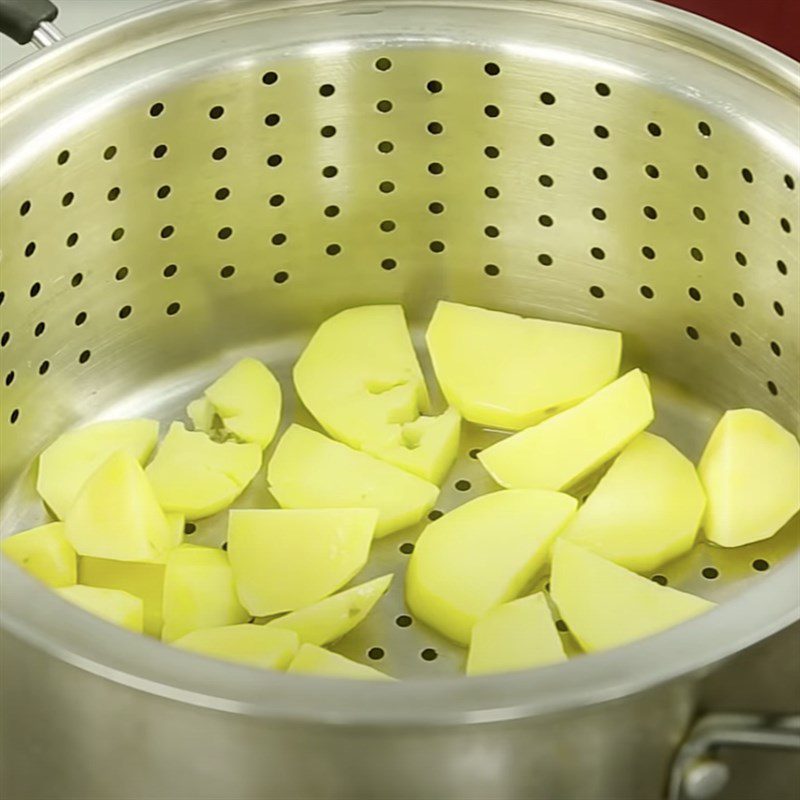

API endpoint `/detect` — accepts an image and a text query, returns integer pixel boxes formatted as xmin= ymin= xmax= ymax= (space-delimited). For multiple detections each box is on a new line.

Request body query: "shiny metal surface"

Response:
xmin=30 ymin=20 xmax=65 ymax=48
xmin=0 ymin=1 xmax=798 ymax=798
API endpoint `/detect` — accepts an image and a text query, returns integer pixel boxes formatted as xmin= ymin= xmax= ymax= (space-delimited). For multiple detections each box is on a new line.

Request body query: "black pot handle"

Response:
xmin=0 ymin=0 xmax=60 ymax=46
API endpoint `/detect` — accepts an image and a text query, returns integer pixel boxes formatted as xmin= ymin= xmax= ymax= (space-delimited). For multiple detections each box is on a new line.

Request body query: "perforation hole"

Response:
xmin=149 ymin=102 xmax=164 ymax=117
xmin=273 ymin=271 xmax=289 ymax=284
xmin=62 ymin=192 xmax=75 ymax=207
xmin=367 ymin=647 xmax=385 ymax=661
xmin=399 ymin=542 xmax=415 ymax=555
xmin=395 ymin=615 xmax=413 ymax=628
xmin=209 ymin=105 xmax=224 ymax=119
xmin=421 ymin=648 xmax=438 ymax=662
xmin=103 ymin=146 xmax=117 ymax=161
xmin=701 ymin=566 xmax=719 ymax=579
xmin=484 ymin=264 xmax=500 ymax=277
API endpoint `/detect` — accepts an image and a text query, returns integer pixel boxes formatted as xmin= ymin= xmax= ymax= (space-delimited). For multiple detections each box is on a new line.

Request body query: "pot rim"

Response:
xmin=1 ymin=0 xmax=798 ymax=726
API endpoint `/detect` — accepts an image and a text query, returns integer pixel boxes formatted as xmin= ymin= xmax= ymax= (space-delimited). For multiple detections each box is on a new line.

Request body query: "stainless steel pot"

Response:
xmin=0 ymin=1 xmax=798 ymax=798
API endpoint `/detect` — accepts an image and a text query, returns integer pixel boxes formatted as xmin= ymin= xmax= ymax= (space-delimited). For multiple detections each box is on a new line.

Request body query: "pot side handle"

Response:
xmin=0 ymin=0 xmax=62 ymax=47
xmin=667 ymin=712 xmax=800 ymax=800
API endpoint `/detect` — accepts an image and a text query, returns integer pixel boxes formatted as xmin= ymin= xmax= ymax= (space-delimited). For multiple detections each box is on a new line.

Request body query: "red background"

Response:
xmin=662 ymin=0 xmax=800 ymax=60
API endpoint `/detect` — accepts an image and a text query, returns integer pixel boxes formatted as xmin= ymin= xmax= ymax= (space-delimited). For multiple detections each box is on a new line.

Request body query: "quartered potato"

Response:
xmin=426 ymin=301 xmax=622 ymax=430
xmin=79 ymin=557 xmax=166 ymax=637
xmin=187 ymin=357 xmax=281 ymax=449
xmin=161 ymin=544 xmax=249 ymax=642
xmin=466 ymin=593 xmax=566 ymax=676
xmin=37 ymin=419 xmax=158 ymax=519
xmin=294 ymin=305 xmax=460 ymax=483
xmin=65 ymin=452 xmax=176 ymax=563
xmin=57 ymin=585 xmax=144 ymax=633
xmin=265 ymin=574 xmax=393 ymax=646
xmin=147 ymin=422 xmax=261 ymax=520
xmin=699 ymin=409 xmax=800 ymax=547
xmin=288 ymin=643 xmax=394 ymax=680
xmin=478 ymin=369 xmax=653 ymax=491
xmin=550 ymin=540 xmax=715 ymax=653
xmin=406 ymin=490 xmax=577 ymax=645
xmin=172 ymin=624 xmax=299 ymax=670
xmin=362 ymin=406 xmax=461 ymax=485
xmin=268 ymin=425 xmax=439 ymax=537
xmin=227 ymin=508 xmax=376 ymax=616
xmin=562 ymin=433 xmax=705 ymax=572
xmin=1 ymin=522 xmax=77 ymax=587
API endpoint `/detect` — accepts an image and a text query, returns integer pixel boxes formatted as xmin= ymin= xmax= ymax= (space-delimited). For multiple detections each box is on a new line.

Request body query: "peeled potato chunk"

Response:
xmin=228 ymin=509 xmax=376 ymax=616
xmin=147 ymin=422 xmax=261 ymax=520
xmin=288 ymin=643 xmax=393 ymax=680
xmin=173 ymin=624 xmax=299 ymax=670
xmin=295 ymin=306 xmax=459 ymax=483
xmin=479 ymin=369 xmax=653 ymax=491
xmin=426 ymin=301 xmax=622 ymax=430
xmin=265 ymin=574 xmax=393 ymax=646
xmin=37 ymin=419 xmax=158 ymax=519
xmin=79 ymin=558 xmax=166 ymax=637
xmin=187 ymin=357 xmax=281 ymax=449
xmin=467 ymin=593 xmax=566 ymax=676
xmin=699 ymin=409 xmax=800 ymax=547
xmin=562 ymin=433 xmax=705 ymax=572
xmin=362 ymin=406 xmax=461 ymax=484
xmin=161 ymin=544 xmax=249 ymax=642
xmin=406 ymin=490 xmax=577 ymax=645
xmin=65 ymin=452 xmax=175 ymax=563
xmin=267 ymin=425 xmax=438 ymax=537
xmin=57 ymin=585 xmax=144 ymax=632
xmin=550 ymin=540 xmax=715 ymax=652
xmin=1 ymin=522 xmax=77 ymax=587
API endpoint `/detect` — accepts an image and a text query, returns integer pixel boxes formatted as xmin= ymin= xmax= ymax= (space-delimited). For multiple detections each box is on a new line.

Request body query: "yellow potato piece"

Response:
xmin=267 ymin=425 xmax=439 ymax=537
xmin=172 ymin=624 xmax=299 ymax=670
xmin=188 ymin=358 xmax=282 ymax=449
xmin=79 ymin=558 xmax=166 ymax=637
xmin=699 ymin=409 xmax=800 ymax=547
xmin=162 ymin=544 xmax=249 ymax=642
xmin=406 ymin=490 xmax=577 ymax=645
xmin=1 ymin=522 xmax=77 ymax=587
xmin=479 ymin=369 xmax=653 ymax=491
xmin=295 ymin=305 xmax=429 ymax=446
xmin=295 ymin=306 xmax=459 ymax=483
xmin=467 ymin=593 xmax=566 ymax=676
xmin=56 ymin=585 xmax=144 ymax=632
xmin=37 ymin=419 xmax=158 ymax=519
xmin=426 ymin=302 xmax=622 ymax=430
xmin=562 ymin=433 xmax=705 ymax=572
xmin=228 ymin=509 xmax=376 ymax=616
xmin=362 ymin=407 xmax=461 ymax=484
xmin=146 ymin=422 xmax=261 ymax=520
xmin=288 ymin=644 xmax=393 ymax=680
xmin=266 ymin=574 xmax=393 ymax=646
xmin=550 ymin=540 xmax=715 ymax=653
xmin=65 ymin=452 xmax=175 ymax=562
